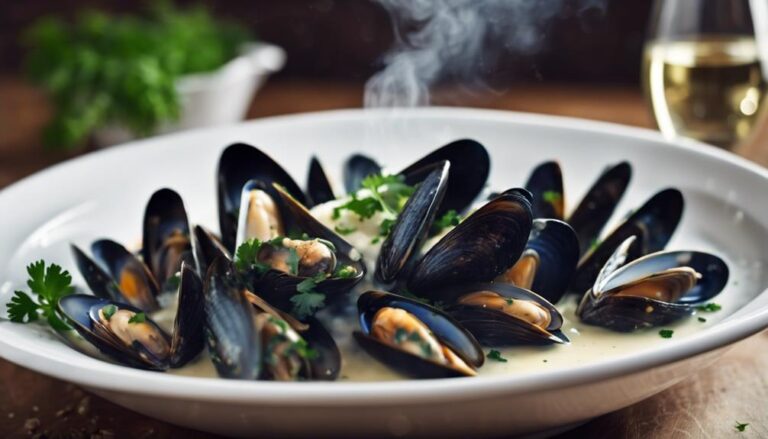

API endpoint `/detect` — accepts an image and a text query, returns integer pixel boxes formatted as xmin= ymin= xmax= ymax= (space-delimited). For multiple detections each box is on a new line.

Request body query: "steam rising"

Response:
xmin=365 ymin=0 xmax=606 ymax=108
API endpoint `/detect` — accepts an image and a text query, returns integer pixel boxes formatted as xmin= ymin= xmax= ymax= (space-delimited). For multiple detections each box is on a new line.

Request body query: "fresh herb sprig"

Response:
xmin=6 ymin=260 xmax=75 ymax=330
xmin=291 ymin=273 xmax=327 ymax=319
xmin=487 ymin=350 xmax=508 ymax=362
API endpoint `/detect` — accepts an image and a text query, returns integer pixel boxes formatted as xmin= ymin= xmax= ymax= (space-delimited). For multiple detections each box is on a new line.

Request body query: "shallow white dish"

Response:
xmin=0 ymin=108 xmax=767 ymax=437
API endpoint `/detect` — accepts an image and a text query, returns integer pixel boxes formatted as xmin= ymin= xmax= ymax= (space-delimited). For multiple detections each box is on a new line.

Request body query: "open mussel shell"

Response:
xmin=344 ymin=153 xmax=381 ymax=194
xmin=71 ymin=244 xmax=123 ymax=303
xmin=248 ymin=185 xmax=366 ymax=312
xmin=569 ymin=188 xmax=683 ymax=295
xmin=142 ymin=188 xmax=195 ymax=289
xmin=354 ymin=291 xmax=484 ymax=379
xmin=445 ymin=283 xmax=567 ymax=346
xmin=375 ymin=161 xmax=449 ymax=285
xmin=217 ymin=143 xmax=308 ymax=252
xmin=568 ymin=162 xmax=632 ymax=255
xmin=169 ymin=263 xmax=205 ymax=368
xmin=406 ymin=189 xmax=533 ymax=298
xmin=307 ymin=156 xmax=336 ymax=205
xmin=192 ymin=225 xmax=232 ymax=277
xmin=524 ymin=161 xmax=564 ymax=220
xmin=203 ymin=258 xmax=263 ymax=379
xmin=576 ymin=237 xmax=728 ymax=332
xmin=400 ymin=139 xmax=489 ymax=215
xmin=91 ymin=239 xmax=160 ymax=312
xmin=499 ymin=219 xmax=579 ymax=304
xmin=58 ymin=294 xmax=171 ymax=370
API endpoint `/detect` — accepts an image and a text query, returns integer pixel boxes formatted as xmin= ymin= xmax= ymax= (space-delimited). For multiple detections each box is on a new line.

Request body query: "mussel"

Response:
xmin=496 ymin=219 xmax=579 ymax=304
xmin=307 ymin=156 xmax=336 ymax=205
xmin=446 ymin=282 xmax=567 ymax=345
xmin=234 ymin=182 xmax=365 ymax=314
xmin=344 ymin=153 xmax=381 ymax=193
xmin=576 ymin=236 xmax=729 ymax=332
xmin=354 ymin=291 xmax=484 ymax=378
xmin=203 ymin=258 xmax=340 ymax=380
xmin=58 ymin=262 xmax=204 ymax=369
xmin=569 ymin=188 xmax=684 ymax=295
xmin=142 ymin=188 xmax=195 ymax=289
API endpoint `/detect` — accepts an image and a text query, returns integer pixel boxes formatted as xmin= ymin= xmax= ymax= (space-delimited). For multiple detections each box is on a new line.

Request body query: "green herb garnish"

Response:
xmin=698 ymin=317 xmax=707 ymax=323
xmin=334 ymin=225 xmax=357 ymax=235
xmin=505 ymin=298 xmax=515 ymax=305
xmin=659 ymin=329 xmax=674 ymax=339
xmin=332 ymin=194 xmax=382 ymax=221
xmin=291 ymin=273 xmax=327 ymax=319
xmin=6 ymin=260 xmax=75 ymax=331
xmin=24 ymin=5 xmax=250 ymax=149
xmin=542 ymin=191 xmax=562 ymax=204
xmin=102 ymin=304 xmax=117 ymax=321
xmin=487 ymin=349 xmax=508 ymax=362
xmin=290 ymin=338 xmax=318 ymax=360
xmin=334 ymin=265 xmax=357 ymax=279
xmin=286 ymin=248 xmax=300 ymax=275
xmin=697 ymin=303 xmax=722 ymax=313
xmin=128 ymin=312 xmax=146 ymax=324
xmin=734 ymin=422 xmax=749 ymax=432
xmin=379 ymin=218 xmax=396 ymax=237
xmin=432 ymin=209 xmax=462 ymax=234
xmin=589 ymin=238 xmax=601 ymax=252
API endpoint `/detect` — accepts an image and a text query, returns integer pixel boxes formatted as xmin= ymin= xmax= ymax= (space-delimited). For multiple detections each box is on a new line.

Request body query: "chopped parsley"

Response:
xmin=234 ymin=239 xmax=269 ymax=274
xmin=659 ymin=329 xmax=674 ymax=339
xmin=697 ymin=317 xmax=707 ymax=323
xmin=487 ymin=349 xmax=508 ymax=362
xmin=286 ymin=248 xmax=300 ymax=275
xmin=378 ymin=218 xmax=396 ymax=237
xmin=432 ymin=209 xmax=462 ymax=234
xmin=505 ymin=298 xmax=515 ymax=305
xmin=332 ymin=195 xmax=381 ymax=220
xmin=696 ymin=303 xmax=722 ymax=313
xmin=371 ymin=237 xmax=381 ymax=245
xmin=734 ymin=422 xmax=749 ymax=432
xmin=290 ymin=338 xmax=318 ymax=360
xmin=6 ymin=260 xmax=75 ymax=331
xmin=291 ymin=273 xmax=328 ymax=319
xmin=589 ymin=238 xmax=601 ymax=252
xmin=334 ymin=225 xmax=357 ymax=235
xmin=128 ymin=312 xmax=146 ymax=324
xmin=334 ymin=264 xmax=357 ymax=279
xmin=542 ymin=191 xmax=562 ymax=204
xmin=102 ymin=304 xmax=117 ymax=321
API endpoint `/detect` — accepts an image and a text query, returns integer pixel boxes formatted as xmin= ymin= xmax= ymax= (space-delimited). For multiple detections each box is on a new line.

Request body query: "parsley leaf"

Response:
xmin=659 ymin=329 xmax=674 ymax=339
xmin=696 ymin=303 xmax=722 ymax=312
xmin=102 ymin=304 xmax=117 ymax=321
xmin=235 ymin=238 xmax=262 ymax=272
xmin=291 ymin=273 xmax=328 ymax=319
xmin=334 ymin=225 xmax=357 ymax=235
xmin=6 ymin=260 xmax=75 ymax=331
xmin=542 ymin=191 xmax=562 ymax=204
xmin=487 ymin=350 xmax=508 ymax=362
xmin=734 ymin=422 xmax=749 ymax=432
xmin=290 ymin=338 xmax=319 ymax=360
xmin=7 ymin=291 xmax=39 ymax=324
xmin=697 ymin=317 xmax=707 ymax=323
xmin=379 ymin=218 xmax=395 ymax=237
xmin=432 ymin=209 xmax=461 ymax=234
xmin=333 ymin=195 xmax=381 ymax=221
xmin=286 ymin=248 xmax=300 ymax=275
xmin=334 ymin=265 xmax=357 ymax=279
xmin=128 ymin=312 xmax=146 ymax=324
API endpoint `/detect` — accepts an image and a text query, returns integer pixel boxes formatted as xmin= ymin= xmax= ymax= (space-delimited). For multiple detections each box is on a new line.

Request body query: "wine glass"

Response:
xmin=642 ymin=0 xmax=768 ymax=149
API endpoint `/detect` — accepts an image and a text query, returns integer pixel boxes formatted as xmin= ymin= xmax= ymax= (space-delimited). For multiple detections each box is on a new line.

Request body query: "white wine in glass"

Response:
xmin=643 ymin=0 xmax=768 ymax=148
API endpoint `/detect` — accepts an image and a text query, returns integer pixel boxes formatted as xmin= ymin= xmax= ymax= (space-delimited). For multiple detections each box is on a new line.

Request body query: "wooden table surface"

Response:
xmin=0 ymin=77 xmax=766 ymax=438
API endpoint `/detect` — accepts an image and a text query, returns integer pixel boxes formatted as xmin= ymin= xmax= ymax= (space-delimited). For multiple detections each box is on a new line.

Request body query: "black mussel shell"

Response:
xmin=577 ymin=294 xmax=693 ymax=332
xmin=249 ymin=185 xmax=366 ymax=313
xmin=91 ymin=239 xmax=160 ymax=312
xmin=142 ymin=188 xmax=195 ymax=288
xmin=445 ymin=283 xmax=567 ymax=346
xmin=354 ymin=291 xmax=484 ymax=378
xmin=203 ymin=258 xmax=262 ymax=379
xmin=170 ymin=263 xmax=205 ymax=368
xmin=407 ymin=189 xmax=533 ymax=298
xmin=344 ymin=153 xmax=381 ymax=194
xmin=525 ymin=161 xmax=564 ymax=220
xmin=192 ymin=225 xmax=232 ymax=277
xmin=217 ymin=143 xmax=308 ymax=252
xmin=301 ymin=316 xmax=342 ymax=381
xmin=71 ymin=244 xmax=123 ymax=303
xmin=568 ymin=162 xmax=632 ymax=256
xmin=58 ymin=294 xmax=170 ymax=370
xmin=526 ymin=219 xmax=579 ymax=304
xmin=400 ymin=139 xmax=489 ymax=215
xmin=376 ymin=162 xmax=449 ymax=285
xmin=569 ymin=188 xmax=683 ymax=295
xmin=307 ymin=156 xmax=336 ymax=205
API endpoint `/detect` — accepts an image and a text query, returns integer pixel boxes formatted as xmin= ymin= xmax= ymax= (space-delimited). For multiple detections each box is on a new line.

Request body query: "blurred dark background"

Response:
xmin=1 ymin=0 xmax=652 ymax=84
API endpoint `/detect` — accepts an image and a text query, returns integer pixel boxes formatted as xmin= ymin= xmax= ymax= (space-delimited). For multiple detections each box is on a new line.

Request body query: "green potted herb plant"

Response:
xmin=25 ymin=4 xmax=285 ymax=149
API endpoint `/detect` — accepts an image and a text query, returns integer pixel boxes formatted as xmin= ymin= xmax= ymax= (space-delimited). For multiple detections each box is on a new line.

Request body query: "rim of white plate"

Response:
xmin=0 ymin=107 xmax=766 ymax=406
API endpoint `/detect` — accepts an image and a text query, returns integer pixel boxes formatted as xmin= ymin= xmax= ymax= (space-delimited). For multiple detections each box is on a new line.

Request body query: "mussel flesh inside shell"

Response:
xmin=90 ymin=239 xmax=161 ymax=312
xmin=142 ymin=188 xmax=194 ymax=290
xmin=576 ymin=236 xmax=729 ymax=332
xmin=446 ymin=283 xmax=567 ymax=346
xmin=354 ymin=291 xmax=484 ymax=379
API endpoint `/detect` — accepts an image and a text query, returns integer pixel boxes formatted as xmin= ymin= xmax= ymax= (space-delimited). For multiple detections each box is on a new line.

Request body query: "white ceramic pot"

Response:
xmin=92 ymin=42 xmax=285 ymax=146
